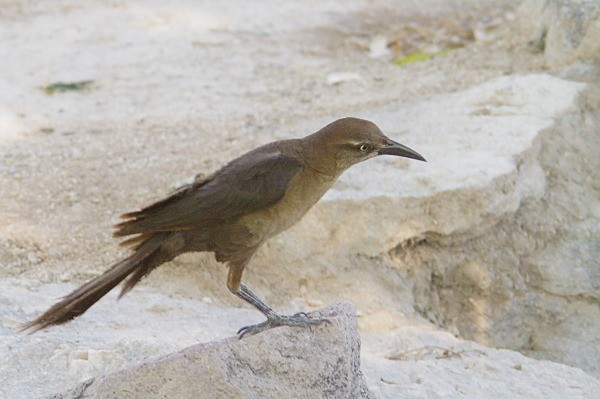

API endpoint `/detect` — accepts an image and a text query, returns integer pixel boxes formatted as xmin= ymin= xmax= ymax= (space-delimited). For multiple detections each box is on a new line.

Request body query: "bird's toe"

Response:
xmin=236 ymin=312 xmax=331 ymax=339
xmin=237 ymin=320 xmax=271 ymax=339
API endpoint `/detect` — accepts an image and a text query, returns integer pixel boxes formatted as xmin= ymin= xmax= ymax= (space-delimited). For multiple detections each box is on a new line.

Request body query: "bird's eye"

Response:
xmin=359 ymin=144 xmax=370 ymax=152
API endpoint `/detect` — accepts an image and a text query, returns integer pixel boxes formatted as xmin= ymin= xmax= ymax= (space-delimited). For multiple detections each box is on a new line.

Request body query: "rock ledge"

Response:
xmin=48 ymin=302 xmax=372 ymax=399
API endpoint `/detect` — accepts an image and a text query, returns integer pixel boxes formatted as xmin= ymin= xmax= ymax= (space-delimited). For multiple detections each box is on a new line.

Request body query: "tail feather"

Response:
xmin=118 ymin=248 xmax=167 ymax=298
xmin=20 ymin=234 xmax=169 ymax=334
xmin=118 ymin=233 xmax=151 ymax=250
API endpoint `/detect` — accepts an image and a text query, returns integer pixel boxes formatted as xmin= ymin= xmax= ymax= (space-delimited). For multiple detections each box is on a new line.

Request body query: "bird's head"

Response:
xmin=305 ymin=117 xmax=425 ymax=174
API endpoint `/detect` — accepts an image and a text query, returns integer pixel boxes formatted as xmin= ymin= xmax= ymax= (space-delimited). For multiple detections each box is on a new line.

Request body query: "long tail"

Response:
xmin=20 ymin=234 xmax=173 ymax=334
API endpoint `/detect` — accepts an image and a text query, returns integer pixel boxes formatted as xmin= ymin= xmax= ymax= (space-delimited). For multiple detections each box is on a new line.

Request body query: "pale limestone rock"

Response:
xmin=362 ymin=325 xmax=600 ymax=399
xmin=387 ymin=84 xmax=600 ymax=377
xmin=47 ymin=303 xmax=372 ymax=399
xmin=517 ymin=0 xmax=600 ymax=67
xmin=264 ymin=74 xmax=584 ymax=258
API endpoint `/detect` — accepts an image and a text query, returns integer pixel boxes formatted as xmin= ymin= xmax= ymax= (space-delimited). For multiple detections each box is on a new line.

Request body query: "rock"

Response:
xmin=517 ymin=0 xmax=600 ymax=67
xmin=362 ymin=326 xmax=600 ymax=399
xmin=47 ymin=303 xmax=373 ymax=399
xmin=326 ymin=72 xmax=362 ymax=85
xmin=263 ymin=74 xmax=584 ymax=259
xmin=4 ymin=283 xmax=600 ymax=399
xmin=526 ymin=221 xmax=600 ymax=299
xmin=386 ymin=83 xmax=600 ymax=377
xmin=368 ymin=35 xmax=390 ymax=59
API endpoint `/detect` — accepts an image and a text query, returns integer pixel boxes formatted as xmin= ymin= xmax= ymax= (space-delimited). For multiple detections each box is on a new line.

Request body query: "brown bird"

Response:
xmin=21 ymin=117 xmax=425 ymax=337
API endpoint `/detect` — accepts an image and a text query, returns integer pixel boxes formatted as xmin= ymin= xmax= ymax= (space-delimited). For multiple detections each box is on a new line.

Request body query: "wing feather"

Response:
xmin=114 ymin=145 xmax=301 ymax=237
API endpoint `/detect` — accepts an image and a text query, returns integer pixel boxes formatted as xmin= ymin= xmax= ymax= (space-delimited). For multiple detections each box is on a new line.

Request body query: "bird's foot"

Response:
xmin=237 ymin=311 xmax=330 ymax=339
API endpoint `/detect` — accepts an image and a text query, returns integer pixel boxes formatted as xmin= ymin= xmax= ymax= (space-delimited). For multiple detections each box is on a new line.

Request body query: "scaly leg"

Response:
xmin=234 ymin=283 xmax=330 ymax=338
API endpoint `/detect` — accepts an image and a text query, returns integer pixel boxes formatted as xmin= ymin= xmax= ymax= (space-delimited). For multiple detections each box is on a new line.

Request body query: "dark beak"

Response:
xmin=378 ymin=139 xmax=426 ymax=162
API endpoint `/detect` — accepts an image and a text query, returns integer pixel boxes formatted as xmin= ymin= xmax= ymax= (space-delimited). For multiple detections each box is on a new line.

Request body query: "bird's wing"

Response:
xmin=114 ymin=144 xmax=302 ymax=237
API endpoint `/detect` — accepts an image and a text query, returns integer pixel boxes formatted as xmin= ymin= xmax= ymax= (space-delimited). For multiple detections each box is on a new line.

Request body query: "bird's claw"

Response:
xmin=237 ymin=312 xmax=330 ymax=339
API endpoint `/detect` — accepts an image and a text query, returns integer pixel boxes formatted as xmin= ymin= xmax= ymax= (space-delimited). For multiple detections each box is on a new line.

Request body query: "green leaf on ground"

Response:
xmin=395 ymin=49 xmax=450 ymax=66
xmin=43 ymin=80 xmax=94 ymax=94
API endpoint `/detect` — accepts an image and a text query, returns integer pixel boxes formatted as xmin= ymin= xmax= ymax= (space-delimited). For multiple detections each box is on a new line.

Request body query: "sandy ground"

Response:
xmin=1 ymin=1 xmax=598 ymax=398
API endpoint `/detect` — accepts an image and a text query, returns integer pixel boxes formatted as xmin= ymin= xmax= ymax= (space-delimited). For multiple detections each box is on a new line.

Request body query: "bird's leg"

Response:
xmin=235 ymin=283 xmax=277 ymax=317
xmin=234 ymin=283 xmax=330 ymax=338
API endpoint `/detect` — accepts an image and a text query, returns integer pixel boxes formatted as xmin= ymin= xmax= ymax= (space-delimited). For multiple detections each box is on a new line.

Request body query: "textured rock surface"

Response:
xmin=361 ymin=325 xmax=600 ymax=399
xmin=517 ymin=0 xmax=600 ymax=67
xmin=46 ymin=303 xmax=600 ymax=399
xmin=3 ymin=287 xmax=599 ymax=399
xmin=278 ymin=73 xmax=584 ymax=258
xmin=48 ymin=303 xmax=372 ymax=399
xmin=389 ymin=83 xmax=600 ymax=377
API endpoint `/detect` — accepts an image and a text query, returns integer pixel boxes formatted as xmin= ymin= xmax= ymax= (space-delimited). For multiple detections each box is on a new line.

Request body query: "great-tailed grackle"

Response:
xmin=21 ymin=117 xmax=425 ymax=337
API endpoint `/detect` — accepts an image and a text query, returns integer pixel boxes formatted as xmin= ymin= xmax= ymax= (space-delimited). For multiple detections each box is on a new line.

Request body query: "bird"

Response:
xmin=20 ymin=117 xmax=425 ymax=338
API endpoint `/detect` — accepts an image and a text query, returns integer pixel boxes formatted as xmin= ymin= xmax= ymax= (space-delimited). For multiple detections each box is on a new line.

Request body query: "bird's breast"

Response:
xmin=238 ymin=169 xmax=335 ymax=241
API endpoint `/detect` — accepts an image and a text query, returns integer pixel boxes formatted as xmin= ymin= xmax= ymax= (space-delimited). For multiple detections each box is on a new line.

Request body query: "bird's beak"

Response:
xmin=378 ymin=138 xmax=426 ymax=162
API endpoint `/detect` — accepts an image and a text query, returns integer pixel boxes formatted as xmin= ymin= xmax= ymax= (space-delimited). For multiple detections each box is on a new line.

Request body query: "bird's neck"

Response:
xmin=278 ymin=138 xmax=343 ymax=180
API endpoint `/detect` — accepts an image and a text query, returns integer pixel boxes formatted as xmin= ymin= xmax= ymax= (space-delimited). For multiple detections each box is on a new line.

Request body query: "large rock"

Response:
xmin=3 ymin=285 xmax=599 ymax=399
xmin=250 ymin=72 xmax=589 ymax=334
xmin=47 ymin=303 xmax=373 ymax=399
xmin=390 ymin=83 xmax=600 ymax=377
xmin=517 ymin=0 xmax=600 ymax=67
xmin=287 ymin=73 xmax=585 ymax=256
xmin=362 ymin=325 xmax=600 ymax=399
